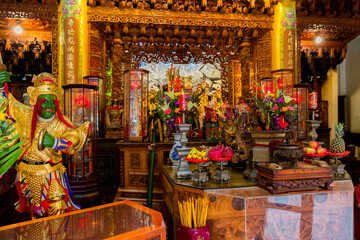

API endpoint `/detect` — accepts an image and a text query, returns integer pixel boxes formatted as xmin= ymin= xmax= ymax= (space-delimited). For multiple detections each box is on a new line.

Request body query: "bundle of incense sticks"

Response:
xmin=178 ymin=197 xmax=209 ymax=228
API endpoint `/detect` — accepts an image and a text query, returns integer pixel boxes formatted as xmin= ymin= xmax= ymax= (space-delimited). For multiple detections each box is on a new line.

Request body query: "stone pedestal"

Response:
xmin=176 ymin=124 xmax=192 ymax=179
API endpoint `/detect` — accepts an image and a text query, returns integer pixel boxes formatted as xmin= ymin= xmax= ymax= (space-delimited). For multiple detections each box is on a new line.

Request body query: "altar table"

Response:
xmin=162 ymin=165 xmax=354 ymax=240
xmin=0 ymin=200 xmax=166 ymax=240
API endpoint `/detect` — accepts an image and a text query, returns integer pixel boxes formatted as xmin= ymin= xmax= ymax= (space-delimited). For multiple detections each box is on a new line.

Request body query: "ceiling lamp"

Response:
xmin=315 ymin=32 xmax=322 ymax=44
xmin=15 ymin=21 xmax=22 ymax=34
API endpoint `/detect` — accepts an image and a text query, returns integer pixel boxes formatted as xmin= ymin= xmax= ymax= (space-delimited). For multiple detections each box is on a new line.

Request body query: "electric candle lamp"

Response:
xmin=309 ymin=91 xmax=318 ymax=109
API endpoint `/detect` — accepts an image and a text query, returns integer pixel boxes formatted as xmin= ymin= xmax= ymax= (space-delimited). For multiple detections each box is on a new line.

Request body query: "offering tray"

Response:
xmin=209 ymin=156 xmax=232 ymax=184
xmin=304 ymin=153 xmax=327 ymax=158
xmin=326 ymin=151 xmax=350 ymax=157
xmin=256 ymin=162 xmax=333 ymax=194
xmin=184 ymin=157 xmax=209 ymax=185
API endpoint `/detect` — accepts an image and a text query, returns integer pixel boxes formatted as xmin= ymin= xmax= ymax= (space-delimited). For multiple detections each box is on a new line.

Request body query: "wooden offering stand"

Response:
xmin=256 ymin=162 xmax=333 ymax=194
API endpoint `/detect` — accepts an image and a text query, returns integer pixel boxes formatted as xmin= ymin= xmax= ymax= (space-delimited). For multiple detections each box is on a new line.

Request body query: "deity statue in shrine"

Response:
xmin=213 ymin=87 xmax=224 ymax=119
xmin=204 ymin=95 xmax=220 ymax=141
xmin=146 ymin=88 xmax=163 ymax=142
xmin=0 ymin=71 xmax=90 ymax=218
xmin=222 ymin=118 xmax=238 ymax=150
xmin=196 ymin=79 xmax=209 ymax=127
xmin=105 ymin=98 xmax=123 ymax=130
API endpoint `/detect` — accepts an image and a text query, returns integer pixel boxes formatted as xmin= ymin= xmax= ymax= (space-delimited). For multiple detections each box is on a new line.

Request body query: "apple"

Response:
xmin=317 ymin=148 xmax=327 ymax=154
xmin=303 ymin=147 xmax=309 ymax=152
xmin=309 ymin=141 xmax=319 ymax=150
xmin=306 ymin=148 xmax=316 ymax=155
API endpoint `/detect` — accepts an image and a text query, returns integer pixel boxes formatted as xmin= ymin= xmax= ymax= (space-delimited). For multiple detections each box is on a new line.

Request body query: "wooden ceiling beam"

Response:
xmin=88 ymin=6 xmax=274 ymax=29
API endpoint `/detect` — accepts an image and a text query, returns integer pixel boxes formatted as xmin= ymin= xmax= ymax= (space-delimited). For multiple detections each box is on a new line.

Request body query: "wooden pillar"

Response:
xmin=271 ymin=0 xmax=297 ymax=79
xmin=239 ymin=37 xmax=251 ymax=99
xmin=112 ymin=33 xmax=124 ymax=104
xmin=59 ymin=0 xmax=88 ymax=85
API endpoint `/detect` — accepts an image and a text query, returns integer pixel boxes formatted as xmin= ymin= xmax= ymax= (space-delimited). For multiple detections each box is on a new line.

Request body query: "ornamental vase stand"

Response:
xmin=170 ymin=133 xmax=182 ymax=169
xmin=176 ymin=123 xmax=192 ymax=179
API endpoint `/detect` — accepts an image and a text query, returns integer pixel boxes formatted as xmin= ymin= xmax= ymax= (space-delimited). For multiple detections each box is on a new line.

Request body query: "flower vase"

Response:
xmin=170 ymin=133 xmax=182 ymax=169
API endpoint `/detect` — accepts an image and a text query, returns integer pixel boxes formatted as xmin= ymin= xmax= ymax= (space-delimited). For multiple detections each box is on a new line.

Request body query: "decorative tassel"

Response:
xmin=151 ymin=0 xmax=156 ymax=4
xmin=330 ymin=48 xmax=335 ymax=58
xmin=341 ymin=48 xmax=346 ymax=58
xmin=167 ymin=0 xmax=172 ymax=5
xmin=132 ymin=35 xmax=137 ymax=42
xmin=174 ymin=27 xmax=179 ymax=35
xmin=317 ymin=48 xmax=323 ymax=57
xmin=252 ymin=29 xmax=258 ymax=38
xmin=264 ymin=0 xmax=270 ymax=8
xmin=23 ymin=40 xmax=29 ymax=52
xmin=206 ymin=29 xmax=212 ymax=37
xmin=40 ymin=42 xmax=46 ymax=53
xmin=18 ymin=50 xmax=24 ymax=59
xmin=140 ymin=26 xmax=146 ymax=34
xmin=158 ymin=27 xmax=163 ymax=35
xmin=237 ymin=29 xmax=243 ymax=38
xmin=105 ymin=24 xmax=112 ymax=33
xmin=222 ymin=29 xmax=228 ymax=38
xmin=5 ymin=39 xmax=11 ymax=51
xmin=123 ymin=25 xmax=129 ymax=34
xmin=201 ymin=0 xmax=207 ymax=7
xmin=217 ymin=0 xmax=222 ymax=8
xmin=250 ymin=0 xmax=255 ymax=8
xmin=190 ymin=28 xmax=196 ymax=37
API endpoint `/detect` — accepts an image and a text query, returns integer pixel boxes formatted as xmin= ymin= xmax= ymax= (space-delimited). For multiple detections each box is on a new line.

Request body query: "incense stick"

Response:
xmin=178 ymin=197 xmax=209 ymax=228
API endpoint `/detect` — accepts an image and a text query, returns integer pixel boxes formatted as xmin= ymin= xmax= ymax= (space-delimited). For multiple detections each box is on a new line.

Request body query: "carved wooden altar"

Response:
xmin=162 ymin=165 xmax=353 ymax=240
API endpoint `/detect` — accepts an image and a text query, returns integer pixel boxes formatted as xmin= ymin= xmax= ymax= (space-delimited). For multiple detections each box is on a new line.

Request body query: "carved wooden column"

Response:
xmin=239 ymin=37 xmax=251 ymax=99
xmin=112 ymin=33 xmax=124 ymax=104
xmin=271 ymin=0 xmax=297 ymax=77
xmin=59 ymin=0 xmax=88 ymax=84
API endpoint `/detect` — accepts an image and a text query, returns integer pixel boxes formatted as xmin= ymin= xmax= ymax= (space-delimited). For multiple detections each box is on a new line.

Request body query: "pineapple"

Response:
xmin=330 ymin=123 xmax=346 ymax=153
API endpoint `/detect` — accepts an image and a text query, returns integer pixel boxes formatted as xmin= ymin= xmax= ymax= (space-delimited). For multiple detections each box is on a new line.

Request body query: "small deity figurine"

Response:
xmin=0 ymin=71 xmax=90 ymax=218
xmin=146 ymin=89 xmax=163 ymax=142
xmin=222 ymin=118 xmax=238 ymax=150
xmin=204 ymin=95 xmax=220 ymax=140
xmin=105 ymin=98 xmax=123 ymax=130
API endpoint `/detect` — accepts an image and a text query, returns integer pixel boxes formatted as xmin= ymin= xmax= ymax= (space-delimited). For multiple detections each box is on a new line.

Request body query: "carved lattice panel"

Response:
xmin=129 ymin=152 xmax=142 ymax=169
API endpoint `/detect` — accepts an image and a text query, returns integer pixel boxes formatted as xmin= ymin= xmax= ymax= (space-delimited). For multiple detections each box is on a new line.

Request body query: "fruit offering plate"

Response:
xmin=304 ymin=152 xmax=327 ymax=158
xmin=184 ymin=157 xmax=208 ymax=163
xmin=209 ymin=156 xmax=232 ymax=162
xmin=326 ymin=151 xmax=350 ymax=157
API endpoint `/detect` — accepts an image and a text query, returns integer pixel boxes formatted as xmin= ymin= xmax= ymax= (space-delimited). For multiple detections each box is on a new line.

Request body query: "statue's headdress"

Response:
xmin=27 ymin=72 xmax=63 ymax=105
xmin=27 ymin=73 xmax=73 ymax=142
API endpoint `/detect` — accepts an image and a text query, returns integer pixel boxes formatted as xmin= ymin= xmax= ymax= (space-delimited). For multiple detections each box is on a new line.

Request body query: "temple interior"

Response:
xmin=0 ymin=0 xmax=360 ymax=239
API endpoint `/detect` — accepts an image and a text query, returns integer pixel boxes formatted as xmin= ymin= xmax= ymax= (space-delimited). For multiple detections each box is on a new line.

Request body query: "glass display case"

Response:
xmin=260 ymin=77 xmax=273 ymax=94
xmin=62 ymin=84 xmax=98 ymax=181
xmin=271 ymin=69 xmax=294 ymax=97
xmin=123 ymin=69 xmax=149 ymax=142
xmin=83 ymin=76 xmax=104 ymax=136
xmin=293 ymin=83 xmax=309 ymax=140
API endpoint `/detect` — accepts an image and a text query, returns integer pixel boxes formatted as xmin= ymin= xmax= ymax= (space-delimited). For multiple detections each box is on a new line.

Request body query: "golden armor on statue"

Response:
xmin=0 ymin=71 xmax=90 ymax=218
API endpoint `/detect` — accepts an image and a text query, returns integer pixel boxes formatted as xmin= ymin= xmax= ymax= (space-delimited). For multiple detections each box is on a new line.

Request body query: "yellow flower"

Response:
xmin=0 ymin=112 xmax=6 ymax=121
xmin=266 ymin=93 xmax=275 ymax=98
xmin=175 ymin=108 xmax=180 ymax=113
xmin=281 ymin=107 xmax=288 ymax=112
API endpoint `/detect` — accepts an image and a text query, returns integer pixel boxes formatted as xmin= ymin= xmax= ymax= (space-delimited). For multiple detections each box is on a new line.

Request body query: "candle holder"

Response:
xmin=176 ymin=122 xmax=192 ymax=179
